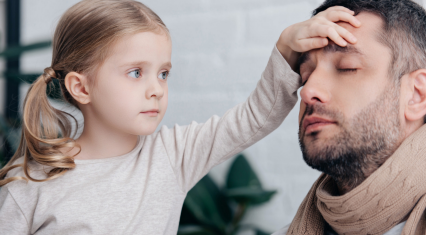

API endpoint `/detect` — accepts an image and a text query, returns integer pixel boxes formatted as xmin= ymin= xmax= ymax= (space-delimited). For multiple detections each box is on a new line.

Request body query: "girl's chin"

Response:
xmin=133 ymin=126 xmax=158 ymax=136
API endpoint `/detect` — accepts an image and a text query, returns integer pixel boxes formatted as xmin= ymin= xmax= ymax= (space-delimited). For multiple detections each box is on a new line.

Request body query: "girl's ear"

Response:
xmin=64 ymin=72 xmax=91 ymax=105
xmin=404 ymin=69 xmax=426 ymax=122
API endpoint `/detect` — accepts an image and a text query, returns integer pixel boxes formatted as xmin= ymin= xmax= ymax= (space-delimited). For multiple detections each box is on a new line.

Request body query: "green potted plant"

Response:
xmin=179 ymin=153 xmax=276 ymax=235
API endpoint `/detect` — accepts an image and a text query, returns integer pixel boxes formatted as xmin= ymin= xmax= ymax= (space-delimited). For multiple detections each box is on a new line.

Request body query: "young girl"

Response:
xmin=0 ymin=0 xmax=359 ymax=234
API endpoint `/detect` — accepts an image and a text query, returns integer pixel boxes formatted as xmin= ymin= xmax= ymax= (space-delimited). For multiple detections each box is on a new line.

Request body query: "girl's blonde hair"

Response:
xmin=0 ymin=0 xmax=168 ymax=186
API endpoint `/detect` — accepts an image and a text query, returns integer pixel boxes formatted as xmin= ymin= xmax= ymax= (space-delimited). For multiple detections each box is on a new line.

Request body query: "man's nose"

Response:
xmin=299 ymin=69 xmax=331 ymax=106
xmin=145 ymin=76 xmax=164 ymax=99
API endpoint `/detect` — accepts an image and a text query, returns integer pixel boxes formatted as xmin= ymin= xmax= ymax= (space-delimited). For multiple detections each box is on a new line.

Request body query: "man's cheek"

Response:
xmin=299 ymin=102 xmax=306 ymax=124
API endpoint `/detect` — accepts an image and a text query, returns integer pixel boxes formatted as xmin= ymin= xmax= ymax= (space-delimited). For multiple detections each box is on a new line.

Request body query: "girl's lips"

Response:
xmin=141 ymin=110 xmax=159 ymax=117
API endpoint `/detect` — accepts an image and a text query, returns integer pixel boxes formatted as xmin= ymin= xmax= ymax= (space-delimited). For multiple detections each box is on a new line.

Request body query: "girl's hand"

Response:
xmin=276 ymin=6 xmax=361 ymax=70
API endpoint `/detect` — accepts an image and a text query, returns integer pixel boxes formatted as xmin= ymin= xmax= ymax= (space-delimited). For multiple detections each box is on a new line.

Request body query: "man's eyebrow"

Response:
xmin=297 ymin=43 xmax=365 ymax=72
xmin=297 ymin=53 xmax=311 ymax=73
xmin=323 ymin=43 xmax=364 ymax=55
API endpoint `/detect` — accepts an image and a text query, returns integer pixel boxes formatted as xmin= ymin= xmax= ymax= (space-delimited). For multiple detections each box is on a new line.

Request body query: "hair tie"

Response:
xmin=43 ymin=67 xmax=57 ymax=84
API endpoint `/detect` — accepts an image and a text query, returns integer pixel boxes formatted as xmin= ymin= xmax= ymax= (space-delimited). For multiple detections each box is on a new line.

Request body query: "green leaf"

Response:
xmin=178 ymin=225 xmax=218 ymax=235
xmin=226 ymin=154 xmax=262 ymax=190
xmin=226 ymin=154 xmax=277 ymax=205
xmin=183 ymin=175 xmax=232 ymax=232
xmin=225 ymin=188 xmax=276 ymax=206
xmin=231 ymin=224 xmax=272 ymax=235
xmin=255 ymin=228 xmax=271 ymax=235
xmin=0 ymin=41 xmax=51 ymax=59
xmin=180 ymin=202 xmax=200 ymax=225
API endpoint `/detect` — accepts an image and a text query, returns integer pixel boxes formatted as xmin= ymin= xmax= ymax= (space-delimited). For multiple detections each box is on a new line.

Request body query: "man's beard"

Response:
xmin=299 ymin=84 xmax=402 ymax=191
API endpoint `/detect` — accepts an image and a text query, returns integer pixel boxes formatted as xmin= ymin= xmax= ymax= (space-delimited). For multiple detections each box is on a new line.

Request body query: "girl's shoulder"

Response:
xmin=0 ymin=158 xmax=46 ymax=230
xmin=2 ymin=157 xmax=52 ymax=202
xmin=5 ymin=157 xmax=50 ymax=180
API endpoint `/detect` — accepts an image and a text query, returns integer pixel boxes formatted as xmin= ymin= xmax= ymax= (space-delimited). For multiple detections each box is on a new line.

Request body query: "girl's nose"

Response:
xmin=145 ymin=77 xmax=164 ymax=99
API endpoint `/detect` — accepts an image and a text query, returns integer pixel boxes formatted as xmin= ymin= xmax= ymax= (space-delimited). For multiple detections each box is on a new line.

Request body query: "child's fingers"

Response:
xmin=323 ymin=10 xmax=361 ymax=27
xmin=309 ymin=24 xmax=347 ymax=47
xmin=324 ymin=26 xmax=348 ymax=47
xmin=322 ymin=6 xmax=354 ymax=15
xmin=298 ymin=38 xmax=329 ymax=51
xmin=331 ymin=23 xmax=357 ymax=44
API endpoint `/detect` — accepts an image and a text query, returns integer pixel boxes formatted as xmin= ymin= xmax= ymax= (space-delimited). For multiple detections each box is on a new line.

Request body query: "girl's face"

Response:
xmin=89 ymin=31 xmax=172 ymax=136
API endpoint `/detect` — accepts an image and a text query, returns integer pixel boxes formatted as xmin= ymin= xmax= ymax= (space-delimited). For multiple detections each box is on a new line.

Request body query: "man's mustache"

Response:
xmin=300 ymin=103 xmax=343 ymax=130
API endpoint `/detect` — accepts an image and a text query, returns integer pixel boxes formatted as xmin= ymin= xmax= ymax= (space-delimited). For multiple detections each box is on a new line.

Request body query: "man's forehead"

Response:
xmin=298 ymin=12 xmax=385 ymax=70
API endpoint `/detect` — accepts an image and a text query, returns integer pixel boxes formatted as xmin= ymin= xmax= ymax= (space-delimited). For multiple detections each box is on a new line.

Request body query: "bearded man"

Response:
xmin=275 ymin=0 xmax=426 ymax=234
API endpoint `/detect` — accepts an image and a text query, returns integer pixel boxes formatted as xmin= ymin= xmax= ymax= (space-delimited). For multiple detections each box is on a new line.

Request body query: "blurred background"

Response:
xmin=0 ymin=0 xmax=424 ymax=234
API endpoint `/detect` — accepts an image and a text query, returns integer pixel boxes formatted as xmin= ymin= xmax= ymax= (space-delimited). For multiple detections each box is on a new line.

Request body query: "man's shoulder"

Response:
xmin=272 ymin=222 xmax=406 ymax=235
xmin=272 ymin=224 xmax=333 ymax=235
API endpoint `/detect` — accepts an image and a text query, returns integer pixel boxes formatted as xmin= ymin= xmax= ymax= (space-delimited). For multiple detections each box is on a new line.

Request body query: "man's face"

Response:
xmin=298 ymin=12 xmax=403 ymax=182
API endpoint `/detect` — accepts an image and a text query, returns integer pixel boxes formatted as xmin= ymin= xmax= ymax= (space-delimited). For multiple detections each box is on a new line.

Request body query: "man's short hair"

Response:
xmin=314 ymin=0 xmax=426 ymax=122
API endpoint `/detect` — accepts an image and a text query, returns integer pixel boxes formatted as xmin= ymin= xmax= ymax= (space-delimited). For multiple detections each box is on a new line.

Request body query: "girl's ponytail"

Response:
xmin=0 ymin=68 xmax=79 ymax=186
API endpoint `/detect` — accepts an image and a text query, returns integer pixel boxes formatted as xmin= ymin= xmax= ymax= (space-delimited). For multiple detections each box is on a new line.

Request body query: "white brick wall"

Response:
xmin=0 ymin=0 xmax=420 ymax=232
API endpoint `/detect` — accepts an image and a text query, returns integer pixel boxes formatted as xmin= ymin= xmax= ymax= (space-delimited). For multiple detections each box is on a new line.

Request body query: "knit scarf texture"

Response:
xmin=287 ymin=125 xmax=426 ymax=235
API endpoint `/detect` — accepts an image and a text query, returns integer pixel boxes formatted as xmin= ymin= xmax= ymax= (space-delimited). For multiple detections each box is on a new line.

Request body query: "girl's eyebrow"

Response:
xmin=119 ymin=61 xmax=172 ymax=69
xmin=119 ymin=61 xmax=149 ymax=68
xmin=163 ymin=62 xmax=172 ymax=69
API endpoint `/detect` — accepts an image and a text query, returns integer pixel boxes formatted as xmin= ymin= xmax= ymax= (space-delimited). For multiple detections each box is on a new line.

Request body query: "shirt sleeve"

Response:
xmin=159 ymin=45 xmax=301 ymax=192
xmin=0 ymin=186 xmax=30 ymax=235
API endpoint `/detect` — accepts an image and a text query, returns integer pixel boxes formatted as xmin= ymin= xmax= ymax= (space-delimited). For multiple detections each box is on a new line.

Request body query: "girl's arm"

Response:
xmin=159 ymin=6 xmax=360 ymax=192
xmin=159 ymin=45 xmax=299 ymax=192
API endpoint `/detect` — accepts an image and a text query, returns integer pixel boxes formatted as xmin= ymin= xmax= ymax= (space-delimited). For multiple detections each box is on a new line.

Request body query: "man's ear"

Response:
xmin=404 ymin=69 xmax=426 ymax=122
xmin=64 ymin=72 xmax=91 ymax=105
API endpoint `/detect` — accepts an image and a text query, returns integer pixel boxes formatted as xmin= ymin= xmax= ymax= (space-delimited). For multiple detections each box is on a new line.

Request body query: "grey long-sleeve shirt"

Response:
xmin=0 ymin=46 xmax=301 ymax=235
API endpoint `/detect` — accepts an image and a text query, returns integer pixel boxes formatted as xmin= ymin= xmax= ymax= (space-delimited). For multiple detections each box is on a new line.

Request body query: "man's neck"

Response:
xmin=333 ymin=152 xmax=395 ymax=195
xmin=335 ymin=176 xmax=366 ymax=195
xmin=333 ymin=126 xmax=420 ymax=194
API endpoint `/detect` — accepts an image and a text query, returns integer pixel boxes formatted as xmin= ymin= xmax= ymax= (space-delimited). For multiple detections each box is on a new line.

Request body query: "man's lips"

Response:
xmin=141 ymin=109 xmax=159 ymax=117
xmin=302 ymin=116 xmax=336 ymax=134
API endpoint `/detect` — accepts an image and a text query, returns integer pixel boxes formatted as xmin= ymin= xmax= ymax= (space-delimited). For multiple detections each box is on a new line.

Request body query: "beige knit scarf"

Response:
xmin=287 ymin=125 xmax=426 ymax=235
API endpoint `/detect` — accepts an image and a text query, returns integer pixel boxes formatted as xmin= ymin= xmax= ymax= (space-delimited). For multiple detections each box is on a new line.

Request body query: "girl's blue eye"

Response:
xmin=158 ymin=71 xmax=169 ymax=80
xmin=128 ymin=69 xmax=141 ymax=78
